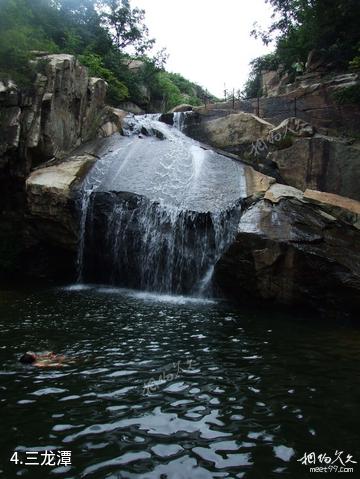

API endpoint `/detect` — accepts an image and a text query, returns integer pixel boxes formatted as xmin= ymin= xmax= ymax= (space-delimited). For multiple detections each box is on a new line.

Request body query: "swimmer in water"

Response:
xmin=19 ymin=351 xmax=70 ymax=368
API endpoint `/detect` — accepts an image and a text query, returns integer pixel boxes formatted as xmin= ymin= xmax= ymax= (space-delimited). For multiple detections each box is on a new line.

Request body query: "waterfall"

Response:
xmin=173 ymin=111 xmax=191 ymax=132
xmin=76 ymin=138 xmax=128 ymax=281
xmin=77 ymin=114 xmax=247 ymax=296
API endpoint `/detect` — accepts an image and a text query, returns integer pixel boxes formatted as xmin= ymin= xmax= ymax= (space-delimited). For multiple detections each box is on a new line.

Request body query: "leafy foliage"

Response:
xmin=100 ymin=0 xmax=155 ymax=55
xmin=0 ymin=0 xmax=58 ymax=86
xmin=149 ymin=71 xmax=213 ymax=111
xmin=253 ymin=0 xmax=360 ymax=67
xmin=152 ymin=72 xmax=183 ymax=111
xmin=246 ymin=0 xmax=360 ymax=99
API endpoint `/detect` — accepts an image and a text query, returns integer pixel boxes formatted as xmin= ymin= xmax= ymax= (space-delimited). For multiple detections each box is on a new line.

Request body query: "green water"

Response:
xmin=0 ymin=284 xmax=359 ymax=478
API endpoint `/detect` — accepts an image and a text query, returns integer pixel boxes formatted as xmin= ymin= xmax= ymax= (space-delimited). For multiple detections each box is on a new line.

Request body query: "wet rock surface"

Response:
xmin=83 ymin=190 xmax=229 ymax=293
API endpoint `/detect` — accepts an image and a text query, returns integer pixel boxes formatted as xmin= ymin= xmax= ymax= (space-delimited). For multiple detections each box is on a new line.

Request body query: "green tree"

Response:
xmin=0 ymin=0 xmax=58 ymax=85
xmin=252 ymin=0 xmax=360 ymax=70
xmin=100 ymin=0 xmax=155 ymax=55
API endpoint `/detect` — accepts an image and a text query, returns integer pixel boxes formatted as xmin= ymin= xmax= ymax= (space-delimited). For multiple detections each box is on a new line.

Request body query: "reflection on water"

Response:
xmin=0 ymin=285 xmax=360 ymax=478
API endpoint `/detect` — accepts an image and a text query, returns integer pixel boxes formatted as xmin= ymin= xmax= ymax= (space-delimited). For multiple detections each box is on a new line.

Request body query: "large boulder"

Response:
xmin=22 ymin=154 xmax=96 ymax=279
xmin=269 ymin=117 xmax=315 ymax=138
xmin=118 ymin=101 xmax=145 ymax=115
xmin=215 ymin=187 xmax=360 ymax=317
xmin=26 ymin=154 xmax=95 ymax=249
xmin=200 ymin=112 xmax=274 ymax=154
xmin=170 ymin=104 xmax=194 ymax=113
xmin=97 ymin=107 xmax=127 ymax=137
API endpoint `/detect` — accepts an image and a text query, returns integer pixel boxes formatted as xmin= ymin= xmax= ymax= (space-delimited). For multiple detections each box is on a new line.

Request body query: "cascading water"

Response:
xmin=77 ymin=113 xmax=248 ymax=295
xmin=172 ymin=111 xmax=192 ymax=132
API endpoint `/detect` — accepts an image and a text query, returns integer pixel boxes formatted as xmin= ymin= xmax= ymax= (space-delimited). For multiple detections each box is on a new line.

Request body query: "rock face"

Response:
xmin=244 ymin=168 xmax=276 ymax=199
xmin=256 ymin=71 xmax=360 ymax=136
xmin=264 ymin=183 xmax=304 ymax=203
xmin=261 ymin=70 xmax=282 ymax=97
xmin=269 ymin=117 xmax=314 ymax=138
xmin=0 ymin=54 xmax=121 ymax=181
xmin=215 ymin=185 xmax=360 ymax=317
xmin=98 ymin=107 xmax=127 ymax=137
xmin=180 ymin=71 xmax=360 ymax=136
xmin=34 ymin=56 xmax=105 ymax=164
xmin=22 ymin=155 xmax=96 ymax=279
xmin=0 ymin=54 xmax=123 ymax=279
xmin=271 ymin=135 xmax=360 ymax=201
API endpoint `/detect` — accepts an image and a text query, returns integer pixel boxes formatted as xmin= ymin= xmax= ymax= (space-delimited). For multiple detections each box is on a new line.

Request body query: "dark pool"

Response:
xmin=0 ymin=284 xmax=359 ymax=478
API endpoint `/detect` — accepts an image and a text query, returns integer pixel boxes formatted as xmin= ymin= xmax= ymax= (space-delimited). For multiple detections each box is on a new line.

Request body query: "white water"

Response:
xmin=63 ymin=284 xmax=216 ymax=305
xmin=77 ymin=114 xmax=248 ymax=295
xmin=173 ymin=111 xmax=192 ymax=132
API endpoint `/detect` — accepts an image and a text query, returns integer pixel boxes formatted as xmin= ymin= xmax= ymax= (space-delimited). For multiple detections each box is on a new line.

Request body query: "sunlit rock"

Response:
xmin=26 ymin=155 xmax=95 ymax=249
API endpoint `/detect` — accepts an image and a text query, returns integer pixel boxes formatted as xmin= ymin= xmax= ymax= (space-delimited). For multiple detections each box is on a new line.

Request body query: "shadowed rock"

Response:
xmin=215 ymin=193 xmax=360 ymax=317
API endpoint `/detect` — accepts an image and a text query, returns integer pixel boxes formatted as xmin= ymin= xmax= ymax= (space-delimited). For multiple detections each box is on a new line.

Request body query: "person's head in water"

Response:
xmin=20 ymin=352 xmax=37 ymax=364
